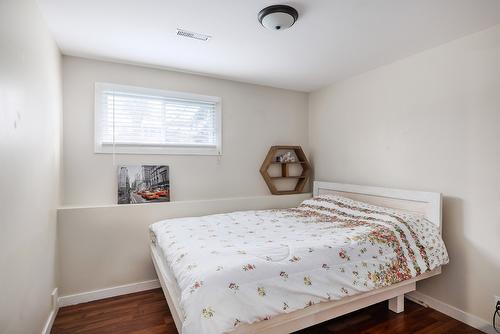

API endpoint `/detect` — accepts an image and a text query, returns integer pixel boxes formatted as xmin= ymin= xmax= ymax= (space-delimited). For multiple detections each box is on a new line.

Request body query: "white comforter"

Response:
xmin=149 ymin=195 xmax=448 ymax=334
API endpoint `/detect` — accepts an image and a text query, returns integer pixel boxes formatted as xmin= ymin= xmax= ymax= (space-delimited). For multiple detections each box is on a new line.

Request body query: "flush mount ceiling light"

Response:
xmin=258 ymin=5 xmax=298 ymax=31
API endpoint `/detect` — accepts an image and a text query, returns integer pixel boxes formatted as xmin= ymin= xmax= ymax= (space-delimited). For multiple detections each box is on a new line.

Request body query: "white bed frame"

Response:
xmin=150 ymin=181 xmax=443 ymax=334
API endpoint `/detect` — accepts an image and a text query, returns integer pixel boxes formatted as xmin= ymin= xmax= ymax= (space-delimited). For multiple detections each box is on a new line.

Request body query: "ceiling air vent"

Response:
xmin=176 ymin=29 xmax=211 ymax=41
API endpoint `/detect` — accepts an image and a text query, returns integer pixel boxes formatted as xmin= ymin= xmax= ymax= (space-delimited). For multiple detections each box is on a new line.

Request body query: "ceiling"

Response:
xmin=37 ymin=0 xmax=500 ymax=92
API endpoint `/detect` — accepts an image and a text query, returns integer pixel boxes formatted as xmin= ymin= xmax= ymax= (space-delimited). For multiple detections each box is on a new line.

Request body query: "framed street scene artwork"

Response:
xmin=117 ymin=165 xmax=170 ymax=204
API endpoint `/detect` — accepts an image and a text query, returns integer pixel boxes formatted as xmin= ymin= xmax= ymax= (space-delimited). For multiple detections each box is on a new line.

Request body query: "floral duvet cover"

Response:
xmin=149 ymin=195 xmax=448 ymax=334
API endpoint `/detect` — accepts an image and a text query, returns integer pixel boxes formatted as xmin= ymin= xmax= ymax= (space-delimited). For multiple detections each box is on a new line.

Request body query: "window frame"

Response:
xmin=94 ymin=82 xmax=222 ymax=156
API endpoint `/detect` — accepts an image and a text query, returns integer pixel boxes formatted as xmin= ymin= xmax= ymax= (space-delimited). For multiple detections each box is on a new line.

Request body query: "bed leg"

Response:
xmin=388 ymin=294 xmax=405 ymax=313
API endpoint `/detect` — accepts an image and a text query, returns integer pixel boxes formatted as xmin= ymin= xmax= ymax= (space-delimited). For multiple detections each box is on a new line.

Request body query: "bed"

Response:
xmin=149 ymin=181 xmax=448 ymax=334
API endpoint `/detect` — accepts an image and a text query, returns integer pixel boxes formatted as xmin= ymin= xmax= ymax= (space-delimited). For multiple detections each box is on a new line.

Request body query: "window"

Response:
xmin=94 ymin=83 xmax=222 ymax=155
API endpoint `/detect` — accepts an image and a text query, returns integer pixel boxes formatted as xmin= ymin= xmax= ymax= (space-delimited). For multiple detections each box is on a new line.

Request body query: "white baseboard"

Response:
xmin=406 ymin=291 xmax=495 ymax=334
xmin=41 ymin=288 xmax=59 ymax=334
xmin=58 ymin=279 xmax=160 ymax=307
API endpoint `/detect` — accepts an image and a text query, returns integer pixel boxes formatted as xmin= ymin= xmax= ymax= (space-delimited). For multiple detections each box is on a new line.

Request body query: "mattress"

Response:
xmin=150 ymin=234 xmax=183 ymax=313
xmin=149 ymin=194 xmax=448 ymax=334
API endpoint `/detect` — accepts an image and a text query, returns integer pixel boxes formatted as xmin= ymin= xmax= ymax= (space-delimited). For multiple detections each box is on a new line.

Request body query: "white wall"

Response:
xmin=0 ymin=0 xmax=62 ymax=333
xmin=309 ymin=25 xmax=500 ymax=325
xmin=58 ymin=56 xmax=310 ymax=297
xmin=62 ymin=56 xmax=309 ymax=206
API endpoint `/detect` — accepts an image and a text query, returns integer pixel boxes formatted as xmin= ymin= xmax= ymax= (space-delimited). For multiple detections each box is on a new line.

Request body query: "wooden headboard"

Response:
xmin=313 ymin=181 xmax=442 ymax=230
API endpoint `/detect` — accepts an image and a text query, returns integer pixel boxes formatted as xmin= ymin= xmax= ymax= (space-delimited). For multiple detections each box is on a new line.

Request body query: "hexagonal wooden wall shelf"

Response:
xmin=260 ymin=145 xmax=311 ymax=195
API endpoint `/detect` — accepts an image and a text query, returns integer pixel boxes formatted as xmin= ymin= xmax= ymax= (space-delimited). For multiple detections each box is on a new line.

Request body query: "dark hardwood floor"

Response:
xmin=51 ymin=288 xmax=481 ymax=334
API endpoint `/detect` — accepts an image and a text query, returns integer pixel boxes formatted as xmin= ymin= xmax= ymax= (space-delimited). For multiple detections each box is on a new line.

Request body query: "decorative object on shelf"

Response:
xmin=276 ymin=151 xmax=296 ymax=163
xmin=117 ymin=165 xmax=170 ymax=204
xmin=260 ymin=146 xmax=311 ymax=195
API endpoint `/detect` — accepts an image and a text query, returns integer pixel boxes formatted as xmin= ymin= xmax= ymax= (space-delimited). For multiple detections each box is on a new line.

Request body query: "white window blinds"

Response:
xmin=94 ymin=83 xmax=221 ymax=155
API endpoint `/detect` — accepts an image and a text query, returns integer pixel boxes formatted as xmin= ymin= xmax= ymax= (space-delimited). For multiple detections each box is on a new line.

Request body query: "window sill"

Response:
xmin=95 ymin=144 xmax=222 ymax=156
